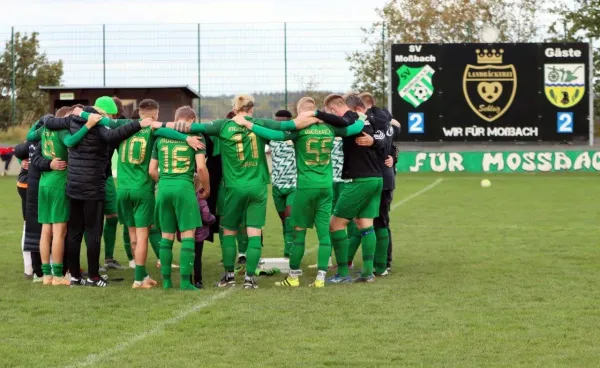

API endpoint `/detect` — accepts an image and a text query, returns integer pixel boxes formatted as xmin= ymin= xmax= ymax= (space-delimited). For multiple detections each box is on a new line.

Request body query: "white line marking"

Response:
xmin=400 ymin=223 xmax=600 ymax=232
xmin=64 ymin=288 xmax=235 ymax=368
xmin=391 ymin=178 xmax=444 ymax=211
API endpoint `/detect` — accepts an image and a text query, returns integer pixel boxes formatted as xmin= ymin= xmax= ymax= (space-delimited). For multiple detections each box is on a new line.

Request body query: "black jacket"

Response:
xmin=316 ymin=110 xmax=382 ymax=180
xmin=24 ymin=140 xmax=52 ymax=252
xmin=43 ymin=107 xmax=142 ymax=200
xmin=14 ymin=142 xmax=30 ymax=187
xmin=367 ymin=106 xmax=401 ymax=190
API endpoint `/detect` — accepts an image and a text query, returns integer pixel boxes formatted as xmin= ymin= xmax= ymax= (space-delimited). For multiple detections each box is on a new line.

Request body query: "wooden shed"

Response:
xmin=39 ymin=85 xmax=200 ymax=121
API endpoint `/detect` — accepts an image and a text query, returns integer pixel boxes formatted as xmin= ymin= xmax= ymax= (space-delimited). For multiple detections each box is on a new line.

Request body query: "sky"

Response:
xmin=0 ymin=0 xmax=388 ymax=96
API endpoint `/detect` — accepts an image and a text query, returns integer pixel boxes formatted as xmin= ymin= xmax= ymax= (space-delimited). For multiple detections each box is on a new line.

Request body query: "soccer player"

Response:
xmin=233 ymin=97 xmax=364 ymax=287
xmin=42 ymin=96 xmax=152 ymax=287
xmin=30 ymin=108 xmax=102 ymax=285
xmin=269 ymin=110 xmax=297 ymax=259
xmin=79 ymin=102 xmax=202 ymax=289
xmin=159 ymin=95 xmax=317 ymax=289
xmin=309 ymin=94 xmax=383 ymax=283
xmin=149 ymin=112 xmax=209 ymax=291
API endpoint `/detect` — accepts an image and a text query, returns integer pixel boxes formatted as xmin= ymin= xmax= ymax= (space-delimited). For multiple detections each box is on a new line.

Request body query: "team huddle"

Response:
xmin=14 ymin=92 xmax=400 ymax=290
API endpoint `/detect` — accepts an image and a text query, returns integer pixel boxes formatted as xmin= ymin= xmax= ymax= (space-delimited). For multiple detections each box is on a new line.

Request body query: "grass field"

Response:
xmin=1 ymin=173 xmax=600 ymax=368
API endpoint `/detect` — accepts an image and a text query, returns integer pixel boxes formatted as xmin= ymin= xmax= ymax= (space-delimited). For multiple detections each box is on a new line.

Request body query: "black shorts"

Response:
xmin=374 ymin=189 xmax=392 ymax=229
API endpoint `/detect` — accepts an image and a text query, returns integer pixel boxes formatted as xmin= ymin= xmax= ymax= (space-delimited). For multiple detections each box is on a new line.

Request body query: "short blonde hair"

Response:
xmin=174 ymin=105 xmax=197 ymax=122
xmin=296 ymin=97 xmax=316 ymax=114
xmin=323 ymin=94 xmax=346 ymax=109
xmin=359 ymin=92 xmax=375 ymax=107
xmin=232 ymin=94 xmax=254 ymax=113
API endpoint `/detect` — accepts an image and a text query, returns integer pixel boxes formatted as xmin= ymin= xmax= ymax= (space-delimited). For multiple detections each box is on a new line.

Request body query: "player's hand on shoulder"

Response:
xmin=231 ymin=115 xmax=250 ymax=128
xmin=186 ymin=135 xmax=206 ymax=151
xmin=87 ymin=113 xmax=103 ymax=126
xmin=355 ymin=132 xmax=374 ymax=147
xmin=140 ymin=118 xmax=154 ymax=128
xmin=199 ymin=189 xmax=210 ymax=200
xmin=391 ymin=119 xmax=401 ymax=128
xmin=385 ymin=155 xmax=393 ymax=167
xmin=150 ymin=120 xmax=162 ymax=130
xmin=72 ymin=107 xmax=83 ymax=117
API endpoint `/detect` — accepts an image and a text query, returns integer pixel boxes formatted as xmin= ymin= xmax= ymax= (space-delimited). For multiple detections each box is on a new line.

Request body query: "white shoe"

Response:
xmin=129 ymin=260 xmax=135 ymax=269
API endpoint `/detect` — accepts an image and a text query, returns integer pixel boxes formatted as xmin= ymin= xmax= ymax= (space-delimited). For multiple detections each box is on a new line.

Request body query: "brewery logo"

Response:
xmin=544 ymin=64 xmax=585 ymax=108
xmin=397 ymin=64 xmax=435 ymax=108
xmin=463 ymin=49 xmax=517 ymax=122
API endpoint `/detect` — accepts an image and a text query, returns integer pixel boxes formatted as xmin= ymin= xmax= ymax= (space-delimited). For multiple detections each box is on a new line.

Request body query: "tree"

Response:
xmin=548 ymin=0 xmax=599 ymax=115
xmin=347 ymin=0 xmax=542 ymax=108
xmin=0 ymin=32 xmax=63 ymax=128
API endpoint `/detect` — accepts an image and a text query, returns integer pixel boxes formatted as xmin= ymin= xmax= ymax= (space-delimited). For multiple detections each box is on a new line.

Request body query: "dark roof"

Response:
xmin=39 ymin=85 xmax=200 ymax=98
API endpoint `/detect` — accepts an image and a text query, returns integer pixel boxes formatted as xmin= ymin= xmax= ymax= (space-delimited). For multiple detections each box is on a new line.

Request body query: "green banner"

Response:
xmin=397 ymin=151 xmax=600 ymax=173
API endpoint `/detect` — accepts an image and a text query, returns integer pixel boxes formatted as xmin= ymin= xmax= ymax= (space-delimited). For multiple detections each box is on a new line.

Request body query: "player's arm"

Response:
xmin=60 ymin=115 xmax=103 ymax=147
xmin=313 ymin=110 xmax=351 ymax=127
xmin=25 ymin=123 xmax=43 ymax=142
xmin=231 ymin=118 xmax=297 ymax=141
xmin=80 ymin=111 xmax=130 ymax=128
xmin=246 ymin=116 xmax=318 ymax=130
xmin=97 ymin=118 xmax=149 ymax=144
xmin=331 ymin=119 xmax=365 ymax=137
xmin=42 ymin=114 xmax=74 ymax=131
xmin=391 ymin=120 xmax=402 ymax=141
xmin=30 ymin=143 xmax=52 ymax=172
xmin=195 ymin=148 xmax=210 ymax=200
xmin=152 ymin=129 xmax=206 ymax=151
xmin=161 ymin=120 xmax=224 ymax=135
xmin=149 ymin=141 xmax=159 ymax=182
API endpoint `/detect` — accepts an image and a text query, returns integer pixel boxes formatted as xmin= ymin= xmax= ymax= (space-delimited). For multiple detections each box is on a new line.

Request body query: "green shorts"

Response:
xmin=291 ymin=187 xmax=332 ymax=229
xmin=222 ymin=184 xmax=267 ymax=230
xmin=38 ymin=186 xmax=70 ymax=224
xmin=154 ymin=184 xmax=201 ymax=233
xmin=104 ymin=176 xmax=117 ymax=215
xmin=332 ymin=181 xmax=347 ymax=210
xmin=272 ymin=186 xmax=296 ymax=213
xmin=216 ymin=183 xmax=226 ymax=216
xmin=117 ymin=189 xmax=155 ymax=228
xmin=333 ymin=178 xmax=383 ymax=220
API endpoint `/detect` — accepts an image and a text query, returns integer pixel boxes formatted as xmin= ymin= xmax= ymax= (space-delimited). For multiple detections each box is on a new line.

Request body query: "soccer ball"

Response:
xmin=414 ymin=87 xmax=429 ymax=100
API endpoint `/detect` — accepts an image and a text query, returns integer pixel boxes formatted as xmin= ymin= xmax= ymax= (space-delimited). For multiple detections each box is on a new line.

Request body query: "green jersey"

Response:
xmin=244 ymin=120 xmax=366 ymax=189
xmin=117 ymin=127 xmax=155 ymax=191
xmin=293 ymin=125 xmax=337 ymax=189
xmin=187 ymin=119 xmax=270 ymax=188
xmin=40 ymin=127 xmax=69 ymax=189
xmin=152 ymin=135 xmax=206 ymax=186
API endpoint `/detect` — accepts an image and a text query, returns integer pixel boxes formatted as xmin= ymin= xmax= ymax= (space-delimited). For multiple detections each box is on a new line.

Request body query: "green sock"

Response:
xmin=317 ymin=235 xmax=332 ymax=272
xmin=245 ymin=236 xmax=262 ymax=277
xmin=289 ymin=229 xmax=307 ymax=270
xmin=374 ymin=228 xmax=390 ymax=274
xmin=180 ymin=238 xmax=196 ymax=290
xmin=237 ymin=229 xmax=248 ymax=254
xmin=331 ymin=230 xmax=349 ymax=277
xmin=134 ymin=265 xmax=146 ymax=282
xmin=103 ymin=217 xmax=118 ymax=259
xmin=347 ymin=232 xmax=362 ymax=265
xmin=222 ymin=235 xmax=237 ymax=272
xmin=123 ymin=227 xmax=133 ymax=261
xmin=149 ymin=227 xmax=162 ymax=259
xmin=218 ymin=227 xmax=224 ymax=246
xmin=51 ymin=263 xmax=63 ymax=277
xmin=284 ymin=217 xmax=293 ymax=258
xmin=159 ymin=238 xmax=174 ymax=289
xmin=360 ymin=227 xmax=376 ymax=277
xmin=42 ymin=263 xmax=52 ymax=276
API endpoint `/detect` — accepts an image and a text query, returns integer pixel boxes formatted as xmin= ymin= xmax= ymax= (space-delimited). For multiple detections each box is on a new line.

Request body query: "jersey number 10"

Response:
xmin=121 ymin=137 xmax=147 ymax=164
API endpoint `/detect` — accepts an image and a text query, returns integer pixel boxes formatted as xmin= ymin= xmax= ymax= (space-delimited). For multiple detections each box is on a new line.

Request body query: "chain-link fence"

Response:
xmin=1 ymin=22 xmax=385 ymax=123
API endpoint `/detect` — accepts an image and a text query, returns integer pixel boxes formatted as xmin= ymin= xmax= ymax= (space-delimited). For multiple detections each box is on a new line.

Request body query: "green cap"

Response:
xmin=94 ymin=96 xmax=118 ymax=115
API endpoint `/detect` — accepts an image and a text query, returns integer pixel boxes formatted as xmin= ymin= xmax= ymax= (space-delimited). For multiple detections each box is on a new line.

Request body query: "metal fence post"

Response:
xmin=198 ymin=23 xmax=201 ymax=118
xmin=10 ymin=26 xmax=16 ymax=125
xmin=102 ymin=24 xmax=106 ymax=86
xmin=284 ymin=22 xmax=288 ymax=110
xmin=381 ymin=22 xmax=386 ymax=109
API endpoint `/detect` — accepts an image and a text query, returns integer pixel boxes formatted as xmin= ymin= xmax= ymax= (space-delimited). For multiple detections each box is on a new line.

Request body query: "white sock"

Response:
xmin=238 ymin=253 xmax=246 ymax=257
xmin=227 ymin=272 xmax=235 ymax=278
xmin=289 ymin=269 xmax=302 ymax=279
xmin=316 ymin=270 xmax=326 ymax=281
xmin=21 ymin=221 xmax=32 ymax=275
